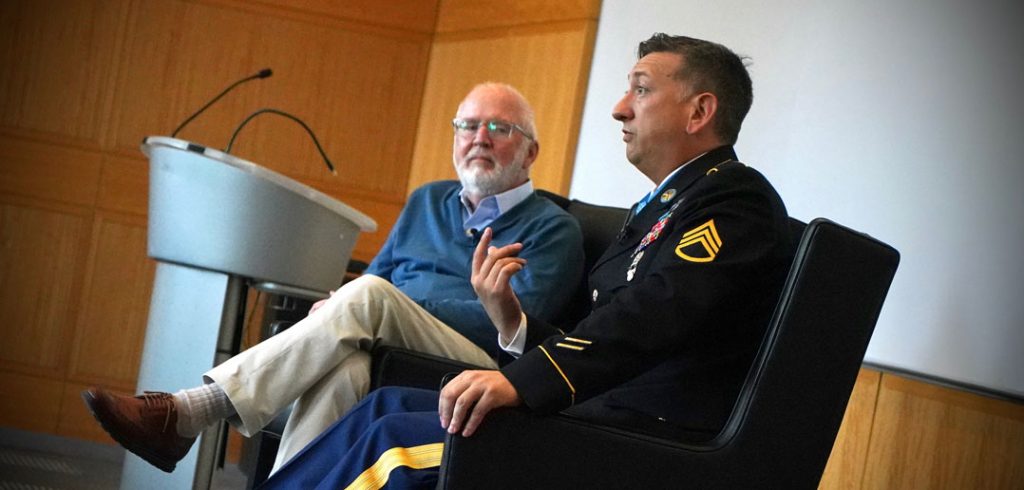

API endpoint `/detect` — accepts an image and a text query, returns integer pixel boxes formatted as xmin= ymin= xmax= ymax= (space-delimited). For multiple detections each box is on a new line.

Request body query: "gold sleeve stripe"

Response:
xmin=563 ymin=337 xmax=592 ymax=344
xmin=555 ymin=343 xmax=584 ymax=351
xmin=538 ymin=345 xmax=576 ymax=405
xmin=343 ymin=443 xmax=444 ymax=490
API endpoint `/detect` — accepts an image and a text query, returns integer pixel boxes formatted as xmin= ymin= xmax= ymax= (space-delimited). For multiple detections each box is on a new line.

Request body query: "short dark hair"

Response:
xmin=638 ymin=33 xmax=753 ymax=145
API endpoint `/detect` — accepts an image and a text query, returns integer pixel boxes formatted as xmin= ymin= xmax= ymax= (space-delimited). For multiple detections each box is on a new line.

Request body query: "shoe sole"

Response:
xmin=80 ymin=390 xmax=178 ymax=473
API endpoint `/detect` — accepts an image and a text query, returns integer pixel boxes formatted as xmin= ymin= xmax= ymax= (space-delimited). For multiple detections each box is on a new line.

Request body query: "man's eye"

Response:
xmin=489 ymin=122 xmax=511 ymax=132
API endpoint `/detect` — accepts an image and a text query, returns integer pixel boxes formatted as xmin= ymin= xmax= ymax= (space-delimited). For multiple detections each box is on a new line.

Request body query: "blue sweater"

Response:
xmin=366 ymin=181 xmax=583 ymax=356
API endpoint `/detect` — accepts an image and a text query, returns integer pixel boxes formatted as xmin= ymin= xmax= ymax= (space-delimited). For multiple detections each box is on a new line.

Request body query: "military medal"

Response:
xmin=626 ymin=250 xmax=643 ymax=281
xmin=623 ymin=159 xmax=733 ymax=280
xmin=626 ymin=199 xmax=685 ymax=281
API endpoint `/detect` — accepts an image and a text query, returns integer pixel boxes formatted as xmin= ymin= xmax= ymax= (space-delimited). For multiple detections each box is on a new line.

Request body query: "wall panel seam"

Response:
xmin=97 ymin=0 xmax=134 ymax=152
xmin=434 ymin=19 xmax=596 ymax=42
xmin=194 ymin=0 xmax=436 ymax=40
xmin=856 ymin=371 xmax=885 ymax=490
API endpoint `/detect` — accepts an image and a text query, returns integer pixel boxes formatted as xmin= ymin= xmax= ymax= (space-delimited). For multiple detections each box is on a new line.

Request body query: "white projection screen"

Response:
xmin=569 ymin=0 xmax=1024 ymax=397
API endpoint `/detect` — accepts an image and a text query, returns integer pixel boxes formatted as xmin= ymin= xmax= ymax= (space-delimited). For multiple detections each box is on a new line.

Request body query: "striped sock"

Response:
xmin=173 ymin=383 xmax=235 ymax=437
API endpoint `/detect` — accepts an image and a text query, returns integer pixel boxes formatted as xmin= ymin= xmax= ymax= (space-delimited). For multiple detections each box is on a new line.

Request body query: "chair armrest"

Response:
xmin=438 ymin=408 xmax=732 ymax=489
xmin=369 ymin=346 xmax=489 ymax=391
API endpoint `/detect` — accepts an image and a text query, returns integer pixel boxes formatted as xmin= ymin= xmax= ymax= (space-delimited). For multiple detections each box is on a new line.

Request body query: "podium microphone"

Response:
xmin=170 ymin=68 xmax=273 ymax=138
xmin=225 ymin=108 xmax=337 ymax=175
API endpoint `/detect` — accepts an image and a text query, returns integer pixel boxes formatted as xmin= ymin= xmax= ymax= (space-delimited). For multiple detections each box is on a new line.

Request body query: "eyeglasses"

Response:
xmin=452 ymin=118 xmax=534 ymax=140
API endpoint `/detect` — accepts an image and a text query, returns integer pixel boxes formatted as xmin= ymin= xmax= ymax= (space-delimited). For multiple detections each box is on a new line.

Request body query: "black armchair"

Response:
xmin=368 ymin=218 xmax=899 ymax=489
xmin=432 ymin=218 xmax=899 ymax=489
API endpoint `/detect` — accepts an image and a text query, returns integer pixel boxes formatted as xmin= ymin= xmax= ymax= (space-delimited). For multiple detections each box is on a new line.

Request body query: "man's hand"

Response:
xmin=471 ymin=227 xmax=525 ymax=340
xmin=439 ymin=370 xmax=521 ymax=437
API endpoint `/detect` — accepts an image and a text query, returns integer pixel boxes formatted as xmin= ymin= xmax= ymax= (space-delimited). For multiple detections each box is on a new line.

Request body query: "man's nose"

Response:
xmin=612 ymin=96 xmax=632 ymax=121
xmin=472 ymin=125 xmax=493 ymax=146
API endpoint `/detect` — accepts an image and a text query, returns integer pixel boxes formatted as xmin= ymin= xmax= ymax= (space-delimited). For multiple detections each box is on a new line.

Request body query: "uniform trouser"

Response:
xmin=203 ymin=275 xmax=498 ymax=470
xmin=260 ymin=387 xmax=444 ymax=490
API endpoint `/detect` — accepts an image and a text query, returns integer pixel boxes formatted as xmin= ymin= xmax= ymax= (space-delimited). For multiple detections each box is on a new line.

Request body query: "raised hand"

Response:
xmin=470 ymin=227 xmax=526 ymax=341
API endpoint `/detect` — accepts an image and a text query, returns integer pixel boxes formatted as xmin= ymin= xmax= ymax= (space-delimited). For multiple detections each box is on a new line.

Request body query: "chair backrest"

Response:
xmin=535 ymin=190 xmax=629 ymax=327
xmin=707 ymin=217 xmax=900 ymax=488
xmin=565 ymin=200 xmax=630 ymax=274
xmin=534 ymin=189 xmax=628 ymax=271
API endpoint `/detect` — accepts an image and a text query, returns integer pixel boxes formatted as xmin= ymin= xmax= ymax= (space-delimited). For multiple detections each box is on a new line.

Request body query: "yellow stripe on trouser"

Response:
xmin=343 ymin=443 xmax=444 ymax=490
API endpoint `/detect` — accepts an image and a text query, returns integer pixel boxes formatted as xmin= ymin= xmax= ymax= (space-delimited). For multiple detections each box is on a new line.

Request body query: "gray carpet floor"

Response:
xmin=0 ymin=428 xmax=247 ymax=490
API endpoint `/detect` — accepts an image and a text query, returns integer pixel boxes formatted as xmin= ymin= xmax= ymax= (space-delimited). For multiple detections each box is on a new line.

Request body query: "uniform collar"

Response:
xmin=637 ymin=145 xmax=737 ymax=219
xmin=608 ymin=145 xmax=738 ymax=260
xmin=652 ymin=151 xmax=707 ymax=195
xmin=635 ymin=151 xmax=707 ymax=215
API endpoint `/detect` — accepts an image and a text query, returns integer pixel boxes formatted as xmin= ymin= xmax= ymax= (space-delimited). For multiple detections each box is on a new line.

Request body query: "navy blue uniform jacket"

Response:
xmin=502 ymin=146 xmax=794 ymax=439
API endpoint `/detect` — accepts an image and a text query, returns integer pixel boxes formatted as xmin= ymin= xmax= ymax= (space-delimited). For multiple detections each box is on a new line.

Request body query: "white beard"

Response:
xmin=457 ymin=161 xmax=523 ymax=196
xmin=455 ymin=147 xmax=528 ymax=197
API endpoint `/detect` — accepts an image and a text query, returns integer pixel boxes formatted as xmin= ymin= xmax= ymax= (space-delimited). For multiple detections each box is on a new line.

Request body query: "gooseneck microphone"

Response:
xmin=170 ymin=68 xmax=273 ymax=138
xmin=225 ymin=108 xmax=337 ymax=175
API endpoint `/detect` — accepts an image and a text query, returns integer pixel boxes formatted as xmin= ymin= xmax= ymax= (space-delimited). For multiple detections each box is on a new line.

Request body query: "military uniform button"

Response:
xmin=592 ymin=289 xmax=598 ymax=302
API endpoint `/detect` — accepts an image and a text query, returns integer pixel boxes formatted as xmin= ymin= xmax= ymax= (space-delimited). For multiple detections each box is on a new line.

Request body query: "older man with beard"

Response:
xmin=81 ymin=83 xmax=584 ymax=475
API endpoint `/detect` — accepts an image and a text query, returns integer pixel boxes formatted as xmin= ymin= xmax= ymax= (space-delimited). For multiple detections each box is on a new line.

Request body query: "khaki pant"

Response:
xmin=204 ymin=274 xmax=497 ymax=471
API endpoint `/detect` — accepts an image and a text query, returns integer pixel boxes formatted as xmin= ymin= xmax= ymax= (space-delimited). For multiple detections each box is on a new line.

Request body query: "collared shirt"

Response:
xmin=459 ymin=180 xmax=535 ymax=236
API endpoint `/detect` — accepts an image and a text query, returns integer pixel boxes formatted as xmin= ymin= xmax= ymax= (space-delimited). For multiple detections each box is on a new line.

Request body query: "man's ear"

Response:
xmin=522 ymin=140 xmax=540 ymax=170
xmin=686 ymin=92 xmax=718 ymax=135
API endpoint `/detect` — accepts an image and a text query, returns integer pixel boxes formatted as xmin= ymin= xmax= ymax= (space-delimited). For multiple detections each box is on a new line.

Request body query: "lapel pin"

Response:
xmin=660 ymin=188 xmax=677 ymax=203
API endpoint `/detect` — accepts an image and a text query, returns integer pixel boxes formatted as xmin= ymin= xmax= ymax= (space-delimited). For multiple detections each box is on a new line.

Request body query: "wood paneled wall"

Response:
xmin=819 ymin=369 xmax=881 ymax=489
xmin=407 ymin=0 xmax=599 ymax=195
xmin=0 ymin=0 xmax=600 ymax=448
xmin=819 ymin=369 xmax=1024 ymax=489
xmin=0 ymin=0 xmax=436 ymax=442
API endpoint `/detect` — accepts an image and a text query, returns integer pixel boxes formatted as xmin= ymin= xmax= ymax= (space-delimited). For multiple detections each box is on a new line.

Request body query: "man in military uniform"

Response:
xmin=260 ymin=33 xmax=795 ymax=489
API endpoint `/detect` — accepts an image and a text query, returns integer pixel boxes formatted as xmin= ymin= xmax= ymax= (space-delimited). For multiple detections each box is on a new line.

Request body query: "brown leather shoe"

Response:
xmin=81 ymin=388 xmax=197 ymax=473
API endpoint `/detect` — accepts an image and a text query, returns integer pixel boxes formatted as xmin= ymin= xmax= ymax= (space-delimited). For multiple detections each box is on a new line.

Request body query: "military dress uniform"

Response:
xmin=261 ymin=145 xmax=795 ymax=489
xmin=503 ymin=144 xmax=794 ymax=439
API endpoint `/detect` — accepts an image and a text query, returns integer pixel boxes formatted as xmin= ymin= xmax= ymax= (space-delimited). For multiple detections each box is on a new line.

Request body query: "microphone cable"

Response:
xmin=225 ymin=108 xmax=337 ymax=175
